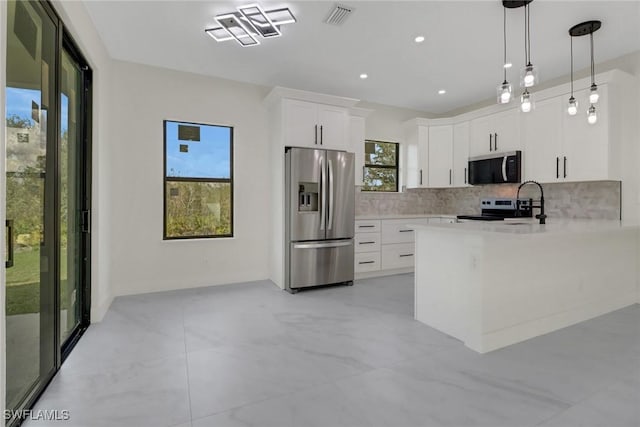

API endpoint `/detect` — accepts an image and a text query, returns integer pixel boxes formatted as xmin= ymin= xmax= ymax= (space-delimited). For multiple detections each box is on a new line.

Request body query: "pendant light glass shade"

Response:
xmin=589 ymin=84 xmax=599 ymax=104
xmin=520 ymin=63 xmax=538 ymax=88
xmin=520 ymin=90 xmax=533 ymax=113
xmin=587 ymin=105 xmax=597 ymax=125
xmin=567 ymin=96 xmax=578 ymax=116
xmin=497 ymin=81 xmax=512 ymax=104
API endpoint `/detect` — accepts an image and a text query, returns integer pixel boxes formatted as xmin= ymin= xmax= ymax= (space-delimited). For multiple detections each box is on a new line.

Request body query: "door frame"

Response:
xmin=4 ymin=1 xmax=92 ymax=424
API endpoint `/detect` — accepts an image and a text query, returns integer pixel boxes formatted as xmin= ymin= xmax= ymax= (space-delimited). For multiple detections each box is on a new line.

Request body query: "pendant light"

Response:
xmin=569 ymin=20 xmax=602 ymax=125
xmin=566 ymin=35 xmax=578 ymax=115
xmin=503 ymin=1 xmax=535 ymax=113
xmin=497 ymin=6 xmax=512 ymax=104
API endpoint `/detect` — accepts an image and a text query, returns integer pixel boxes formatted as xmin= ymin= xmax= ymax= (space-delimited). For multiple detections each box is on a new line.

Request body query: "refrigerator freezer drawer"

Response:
xmin=290 ymin=240 xmax=354 ymax=289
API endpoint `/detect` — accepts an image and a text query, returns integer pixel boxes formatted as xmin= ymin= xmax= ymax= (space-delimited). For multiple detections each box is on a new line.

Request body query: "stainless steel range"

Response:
xmin=457 ymin=198 xmax=532 ymax=222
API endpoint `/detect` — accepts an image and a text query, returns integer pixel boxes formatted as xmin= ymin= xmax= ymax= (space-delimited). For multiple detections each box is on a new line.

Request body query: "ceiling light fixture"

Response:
xmin=360 ymin=73 xmax=368 ymax=79
xmin=496 ymin=6 xmax=512 ymax=104
xmin=504 ymin=0 xmax=535 ymax=113
xmin=205 ymin=4 xmax=296 ymax=47
xmin=438 ymin=89 xmax=446 ymax=95
xmin=569 ymin=20 xmax=602 ymax=124
xmin=414 ymin=35 xmax=425 ymax=43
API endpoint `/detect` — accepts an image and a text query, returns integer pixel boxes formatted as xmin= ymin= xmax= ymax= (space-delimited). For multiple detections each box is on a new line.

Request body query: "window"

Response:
xmin=362 ymin=140 xmax=399 ymax=192
xmin=164 ymin=120 xmax=233 ymax=239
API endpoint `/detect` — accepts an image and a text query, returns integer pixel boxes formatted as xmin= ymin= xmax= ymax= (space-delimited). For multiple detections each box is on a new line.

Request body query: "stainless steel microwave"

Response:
xmin=468 ymin=151 xmax=522 ymax=185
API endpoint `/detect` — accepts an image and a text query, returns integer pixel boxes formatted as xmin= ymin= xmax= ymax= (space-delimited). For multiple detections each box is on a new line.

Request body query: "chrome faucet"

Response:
xmin=516 ymin=181 xmax=547 ymax=224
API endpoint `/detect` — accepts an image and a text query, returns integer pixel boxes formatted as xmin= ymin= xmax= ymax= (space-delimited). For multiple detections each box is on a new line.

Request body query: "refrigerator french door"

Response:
xmin=285 ymin=148 xmax=355 ymax=292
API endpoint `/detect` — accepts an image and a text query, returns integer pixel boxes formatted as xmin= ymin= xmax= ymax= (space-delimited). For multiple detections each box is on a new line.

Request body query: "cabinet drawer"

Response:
xmin=355 ymin=233 xmax=381 ymax=253
xmin=380 ymin=218 xmax=429 ymax=244
xmin=355 ymin=220 xmax=381 ymax=233
xmin=381 ymin=243 xmax=415 ymax=270
xmin=355 ymin=252 xmax=381 ymax=273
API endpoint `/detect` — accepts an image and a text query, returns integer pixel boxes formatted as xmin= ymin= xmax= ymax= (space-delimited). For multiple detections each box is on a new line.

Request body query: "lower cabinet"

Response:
xmin=381 ymin=243 xmax=415 ymax=270
xmin=355 ymin=217 xmax=455 ymax=277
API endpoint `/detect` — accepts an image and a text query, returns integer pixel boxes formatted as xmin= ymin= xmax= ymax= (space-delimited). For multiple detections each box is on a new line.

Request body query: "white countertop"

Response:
xmin=356 ymin=214 xmax=458 ymax=220
xmin=410 ymin=218 xmax=640 ymax=237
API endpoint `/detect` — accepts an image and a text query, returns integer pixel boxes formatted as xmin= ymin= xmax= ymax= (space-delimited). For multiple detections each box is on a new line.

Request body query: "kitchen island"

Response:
xmin=412 ymin=219 xmax=639 ymax=353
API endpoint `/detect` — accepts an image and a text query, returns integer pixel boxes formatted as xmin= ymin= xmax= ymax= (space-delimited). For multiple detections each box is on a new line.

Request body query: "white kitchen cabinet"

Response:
xmin=523 ymin=86 xmax=611 ymax=183
xmin=403 ymin=125 xmax=428 ymax=189
xmin=355 ymin=232 xmax=381 ymax=253
xmin=561 ymin=86 xmax=609 ymax=182
xmin=428 ymin=125 xmax=454 ymax=188
xmin=282 ymin=99 xmax=348 ymax=150
xmin=381 ymin=243 xmax=415 ymax=270
xmin=522 ymin=97 xmax=563 ymax=183
xmin=355 ymin=252 xmax=381 ymax=273
xmin=350 ymin=116 xmax=366 ymax=185
xmin=470 ymin=109 xmax=520 ymax=157
xmin=452 ymin=122 xmax=470 ymax=187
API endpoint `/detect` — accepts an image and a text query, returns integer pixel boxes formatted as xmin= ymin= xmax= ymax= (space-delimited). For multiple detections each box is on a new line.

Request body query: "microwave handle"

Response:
xmin=501 ymin=156 xmax=508 ymax=182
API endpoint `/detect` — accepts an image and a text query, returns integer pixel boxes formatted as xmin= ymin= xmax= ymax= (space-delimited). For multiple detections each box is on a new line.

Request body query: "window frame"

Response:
xmin=162 ymin=119 xmax=234 ymax=240
xmin=362 ymin=140 xmax=400 ymax=193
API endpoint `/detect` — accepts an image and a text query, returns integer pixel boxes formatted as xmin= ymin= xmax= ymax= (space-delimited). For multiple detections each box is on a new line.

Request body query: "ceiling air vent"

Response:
xmin=324 ymin=4 xmax=353 ymax=25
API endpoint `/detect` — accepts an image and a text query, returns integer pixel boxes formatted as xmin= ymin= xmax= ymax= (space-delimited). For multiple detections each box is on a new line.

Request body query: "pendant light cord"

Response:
xmin=570 ymin=36 xmax=574 ymax=96
xmin=527 ymin=4 xmax=531 ymax=64
xmin=503 ymin=7 xmax=507 ymax=82
xmin=590 ymin=31 xmax=595 ymax=85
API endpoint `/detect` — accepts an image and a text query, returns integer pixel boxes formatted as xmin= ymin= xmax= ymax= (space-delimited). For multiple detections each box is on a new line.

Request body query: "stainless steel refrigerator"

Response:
xmin=285 ymin=147 xmax=355 ymax=293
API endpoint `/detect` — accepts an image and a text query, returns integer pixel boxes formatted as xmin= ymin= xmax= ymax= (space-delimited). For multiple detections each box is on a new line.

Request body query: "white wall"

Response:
xmin=1 ymin=0 xmax=7 ymax=415
xmin=108 ymin=61 xmax=271 ymax=296
xmin=52 ymin=0 xmax=114 ymax=322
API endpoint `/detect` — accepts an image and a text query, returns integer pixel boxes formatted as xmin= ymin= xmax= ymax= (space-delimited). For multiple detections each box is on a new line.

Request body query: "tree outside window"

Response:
xmin=362 ymin=140 xmax=399 ymax=192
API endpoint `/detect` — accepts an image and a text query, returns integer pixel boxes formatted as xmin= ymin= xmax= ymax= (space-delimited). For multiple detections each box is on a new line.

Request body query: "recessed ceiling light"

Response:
xmin=414 ymin=35 xmax=425 ymax=43
xmin=504 ymin=62 xmax=513 ymax=69
xmin=360 ymin=73 xmax=368 ymax=79
xmin=438 ymin=89 xmax=446 ymax=95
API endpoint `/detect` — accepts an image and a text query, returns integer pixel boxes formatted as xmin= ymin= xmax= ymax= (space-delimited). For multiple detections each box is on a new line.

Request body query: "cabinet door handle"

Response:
xmin=464 ymin=167 xmax=467 ymax=184
xmin=564 ymin=156 xmax=567 ymax=178
xmin=358 ymin=225 xmax=375 ymax=228
xmin=449 ymin=169 xmax=452 ymax=185
xmin=494 ymin=133 xmax=498 ymax=151
xmin=359 ymin=241 xmax=376 ymax=245
xmin=359 ymin=261 xmax=375 ymax=265
xmin=399 ymin=254 xmax=414 ymax=258
xmin=556 ymin=157 xmax=559 ymax=179
xmin=320 ymin=125 xmax=323 ymax=145
xmin=419 ymin=169 xmax=423 ymax=185
xmin=399 ymin=229 xmax=414 ymax=233
xmin=489 ymin=134 xmax=493 ymax=151
xmin=5 ymin=219 xmax=14 ymax=268
xmin=314 ymin=125 xmax=318 ymax=145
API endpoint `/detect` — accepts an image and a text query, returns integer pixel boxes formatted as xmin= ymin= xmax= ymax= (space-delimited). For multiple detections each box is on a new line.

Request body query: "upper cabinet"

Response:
xmin=282 ymin=99 xmax=349 ymax=150
xmin=427 ymin=125 xmax=454 ymax=188
xmin=403 ymin=124 xmax=429 ymax=189
xmin=469 ymin=109 xmax=520 ymax=157
xmin=452 ymin=122 xmax=470 ymax=187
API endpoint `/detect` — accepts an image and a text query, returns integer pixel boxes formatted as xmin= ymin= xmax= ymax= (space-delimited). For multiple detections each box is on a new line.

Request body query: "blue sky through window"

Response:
xmin=165 ymin=121 xmax=231 ymax=179
xmin=5 ymin=87 xmax=68 ymax=133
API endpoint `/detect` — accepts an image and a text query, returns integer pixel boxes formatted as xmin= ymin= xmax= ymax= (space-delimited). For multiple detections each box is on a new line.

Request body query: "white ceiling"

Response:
xmin=83 ymin=1 xmax=640 ymax=114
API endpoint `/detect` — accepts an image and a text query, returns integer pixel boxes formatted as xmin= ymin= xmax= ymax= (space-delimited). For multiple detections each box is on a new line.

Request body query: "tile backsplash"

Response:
xmin=356 ymin=181 xmax=621 ymax=220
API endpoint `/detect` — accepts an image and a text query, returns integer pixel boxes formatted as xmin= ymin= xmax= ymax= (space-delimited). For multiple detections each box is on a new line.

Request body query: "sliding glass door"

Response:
xmin=5 ymin=0 xmax=91 ymax=421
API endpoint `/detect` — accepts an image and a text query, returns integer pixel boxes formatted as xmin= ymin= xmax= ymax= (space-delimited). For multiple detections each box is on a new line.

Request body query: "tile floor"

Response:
xmin=23 ymin=274 xmax=640 ymax=427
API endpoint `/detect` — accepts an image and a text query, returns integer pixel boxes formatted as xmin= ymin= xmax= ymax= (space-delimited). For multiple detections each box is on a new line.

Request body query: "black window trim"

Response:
xmin=163 ymin=119 xmax=234 ymax=240
xmin=363 ymin=139 xmax=399 ymax=192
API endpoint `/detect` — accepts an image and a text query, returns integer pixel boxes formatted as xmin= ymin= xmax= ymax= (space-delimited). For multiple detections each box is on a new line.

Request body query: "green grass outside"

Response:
xmin=6 ymin=248 xmax=71 ymax=315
